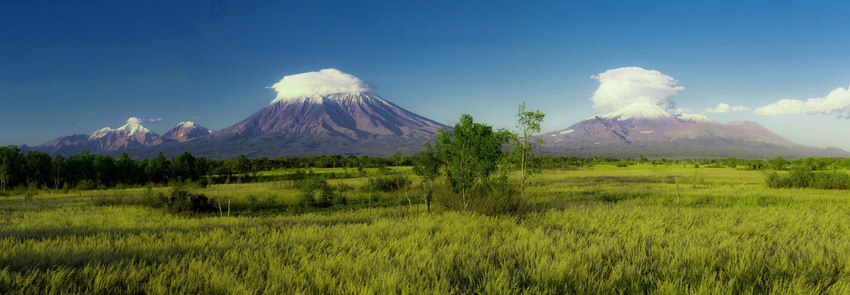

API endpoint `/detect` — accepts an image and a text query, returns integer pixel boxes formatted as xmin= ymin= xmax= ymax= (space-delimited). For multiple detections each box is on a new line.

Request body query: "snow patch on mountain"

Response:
xmin=89 ymin=127 xmax=114 ymax=140
xmin=676 ymin=113 xmax=717 ymax=124
xmin=598 ymin=102 xmax=675 ymax=121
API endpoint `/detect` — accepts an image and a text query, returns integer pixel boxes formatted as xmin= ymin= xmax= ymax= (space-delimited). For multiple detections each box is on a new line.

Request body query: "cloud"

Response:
xmin=754 ymin=86 xmax=850 ymax=117
xmin=126 ymin=117 xmax=143 ymax=125
xmin=591 ymin=67 xmax=685 ymax=111
xmin=269 ymin=68 xmax=371 ymax=103
xmin=705 ymin=103 xmax=749 ymax=114
xmin=674 ymin=108 xmax=692 ymax=115
xmin=126 ymin=117 xmax=162 ymax=125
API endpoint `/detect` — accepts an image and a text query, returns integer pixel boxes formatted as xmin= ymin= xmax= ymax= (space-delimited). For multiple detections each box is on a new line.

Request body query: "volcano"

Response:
xmin=162 ymin=122 xmax=213 ymax=142
xmin=541 ymin=102 xmax=847 ymax=158
xmin=129 ymin=69 xmax=448 ymax=158
xmin=36 ymin=118 xmax=161 ymax=156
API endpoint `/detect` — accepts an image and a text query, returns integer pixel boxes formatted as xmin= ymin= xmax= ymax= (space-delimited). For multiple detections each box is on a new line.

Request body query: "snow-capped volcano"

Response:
xmin=144 ymin=69 xmax=447 ymax=158
xmin=597 ymin=102 xmax=676 ymax=121
xmin=89 ymin=118 xmax=154 ymax=140
xmin=36 ymin=117 xmax=162 ymax=155
xmin=33 ymin=69 xmax=448 ymax=158
xmin=217 ymin=92 xmax=444 ymax=139
xmin=540 ymin=103 xmax=837 ymax=158
xmin=162 ymin=121 xmax=213 ymax=142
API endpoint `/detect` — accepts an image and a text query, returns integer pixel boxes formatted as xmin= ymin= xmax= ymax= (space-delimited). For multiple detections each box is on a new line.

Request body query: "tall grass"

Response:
xmin=3 ymin=166 xmax=850 ymax=293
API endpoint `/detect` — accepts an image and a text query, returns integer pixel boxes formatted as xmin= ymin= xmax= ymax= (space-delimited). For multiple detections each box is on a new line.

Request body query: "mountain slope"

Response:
xmin=542 ymin=103 xmax=847 ymax=158
xmin=35 ymin=119 xmax=161 ymax=156
xmin=216 ymin=93 xmax=444 ymax=139
xmin=168 ymin=92 xmax=447 ymax=158
xmin=162 ymin=122 xmax=213 ymax=142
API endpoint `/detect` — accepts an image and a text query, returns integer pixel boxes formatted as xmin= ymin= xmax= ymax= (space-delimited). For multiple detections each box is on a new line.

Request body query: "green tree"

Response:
xmin=770 ymin=156 xmax=787 ymax=170
xmin=413 ymin=142 xmax=441 ymax=213
xmin=512 ymin=102 xmax=545 ymax=199
xmin=434 ymin=114 xmax=513 ymax=209
xmin=25 ymin=150 xmax=53 ymax=188
xmin=52 ymin=154 xmax=65 ymax=189
xmin=0 ymin=161 xmax=8 ymax=195
xmin=390 ymin=152 xmax=404 ymax=167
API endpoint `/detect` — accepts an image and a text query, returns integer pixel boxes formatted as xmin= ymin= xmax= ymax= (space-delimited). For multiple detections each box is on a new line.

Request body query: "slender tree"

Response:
xmin=513 ymin=102 xmax=545 ymax=198
xmin=52 ymin=154 xmax=64 ymax=190
xmin=0 ymin=161 xmax=8 ymax=195
xmin=413 ymin=142 xmax=441 ymax=213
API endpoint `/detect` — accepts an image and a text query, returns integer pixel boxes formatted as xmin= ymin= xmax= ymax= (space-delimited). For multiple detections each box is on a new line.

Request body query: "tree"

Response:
xmin=770 ymin=156 xmax=787 ymax=170
xmin=25 ymin=150 xmax=53 ymax=188
xmin=434 ymin=114 xmax=513 ymax=209
xmin=52 ymin=154 xmax=65 ymax=189
xmin=390 ymin=152 xmax=404 ymax=167
xmin=512 ymin=102 xmax=545 ymax=199
xmin=413 ymin=142 xmax=441 ymax=213
xmin=0 ymin=161 xmax=8 ymax=195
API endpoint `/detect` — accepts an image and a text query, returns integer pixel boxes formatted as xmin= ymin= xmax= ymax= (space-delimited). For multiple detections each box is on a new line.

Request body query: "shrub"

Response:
xmin=364 ymin=175 xmax=411 ymax=193
xmin=167 ymin=189 xmax=215 ymax=213
xmin=90 ymin=191 xmax=130 ymax=206
xmin=315 ymin=182 xmax=335 ymax=208
xmin=765 ymin=169 xmax=850 ymax=190
xmin=596 ymin=188 xmax=648 ymax=203
xmin=76 ymin=179 xmax=96 ymax=191
xmin=298 ymin=177 xmax=341 ymax=208
xmin=433 ymin=178 xmax=524 ymax=216
xmin=198 ymin=177 xmax=210 ymax=188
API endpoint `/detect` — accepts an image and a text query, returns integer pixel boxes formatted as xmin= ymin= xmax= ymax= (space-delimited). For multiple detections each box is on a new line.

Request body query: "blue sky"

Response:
xmin=2 ymin=1 xmax=850 ymax=149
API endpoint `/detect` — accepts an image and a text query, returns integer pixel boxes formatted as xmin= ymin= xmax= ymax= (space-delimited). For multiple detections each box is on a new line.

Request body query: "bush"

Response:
xmin=765 ymin=168 xmax=850 ymax=190
xmin=298 ymin=177 xmax=342 ymax=208
xmin=433 ymin=178 xmax=524 ymax=216
xmin=198 ymin=177 xmax=210 ymax=188
xmin=597 ymin=189 xmax=648 ymax=203
xmin=76 ymin=179 xmax=97 ymax=191
xmin=167 ymin=189 xmax=215 ymax=213
xmin=315 ymin=182 xmax=335 ymax=208
xmin=90 ymin=191 xmax=130 ymax=206
xmin=364 ymin=175 xmax=411 ymax=193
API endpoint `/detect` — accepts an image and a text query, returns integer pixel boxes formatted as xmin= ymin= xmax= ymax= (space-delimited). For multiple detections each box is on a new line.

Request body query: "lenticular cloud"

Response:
xmin=269 ymin=69 xmax=372 ymax=103
xmin=591 ymin=67 xmax=685 ymax=112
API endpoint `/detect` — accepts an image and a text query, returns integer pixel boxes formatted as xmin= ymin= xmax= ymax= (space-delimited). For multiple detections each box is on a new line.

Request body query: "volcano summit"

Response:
xmin=57 ymin=69 xmax=449 ymax=158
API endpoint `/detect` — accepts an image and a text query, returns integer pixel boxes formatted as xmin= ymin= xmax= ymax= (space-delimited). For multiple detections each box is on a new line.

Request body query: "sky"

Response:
xmin=2 ymin=0 xmax=850 ymax=150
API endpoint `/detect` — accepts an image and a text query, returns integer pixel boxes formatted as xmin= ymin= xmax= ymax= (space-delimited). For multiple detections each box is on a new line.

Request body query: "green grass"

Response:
xmin=3 ymin=165 xmax=850 ymax=293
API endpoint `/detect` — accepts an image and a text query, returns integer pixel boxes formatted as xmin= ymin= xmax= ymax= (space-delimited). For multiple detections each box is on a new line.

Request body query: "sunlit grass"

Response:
xmin=3 ymin=165 xmax=850 ymax=293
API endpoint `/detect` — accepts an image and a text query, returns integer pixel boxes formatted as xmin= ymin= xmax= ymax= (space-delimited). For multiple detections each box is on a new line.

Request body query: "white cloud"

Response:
xmin=126 ymin=117 xmax=162 ymax=125
xmin=126 ymin=117 xmax=144 ymax=125
xmin=269 ymin=68 xmax=371 ymax=103
xmin=591 ymin=67 xmax=684 ymax=112
xmin=705 ymin=103 xmax=749 ymax=114
xmin=674 ymin=108 xmax=692 ymax=115
xmin=754 ymin=86 xmax=850 ymax=117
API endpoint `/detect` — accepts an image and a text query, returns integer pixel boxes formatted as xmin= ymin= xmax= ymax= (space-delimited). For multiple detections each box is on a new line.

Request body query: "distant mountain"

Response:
xmin=162 ymin=122 xmax=212 ymax=142
xmin=30 ymin=68 xmax=847 ymax=159
xmin=35 ymin=119 xmax=162 ymax=156
xmin=34 ymin=69 xmax=448 ymax=158
xmin=541 ymin=102 xmax=848 ymax=158
xmin=167 ymin=91 xmax=447 ymax=158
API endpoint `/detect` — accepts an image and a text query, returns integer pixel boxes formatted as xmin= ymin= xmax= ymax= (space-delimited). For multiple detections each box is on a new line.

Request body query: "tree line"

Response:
xmin=3 ymin=140 xmax=850 ymax=196
xmin=0 ymin=146 xmax=409 ymax=194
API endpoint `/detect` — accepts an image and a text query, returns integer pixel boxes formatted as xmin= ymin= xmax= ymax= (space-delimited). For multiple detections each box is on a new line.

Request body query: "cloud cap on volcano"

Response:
xmin=591 ymin=67 xmax=684 ymax=112
xmin=269 ymin=68 xmax=372 ymax=103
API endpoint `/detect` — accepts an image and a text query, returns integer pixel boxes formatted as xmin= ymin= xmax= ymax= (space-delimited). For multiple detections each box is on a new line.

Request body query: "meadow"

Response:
xmin=3 ymin=165 xmax=850 ymax=294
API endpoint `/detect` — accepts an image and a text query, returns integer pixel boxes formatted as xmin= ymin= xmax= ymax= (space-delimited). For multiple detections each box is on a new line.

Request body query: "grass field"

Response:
xmin=3 ymin=165 xmax=850 ymax=294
